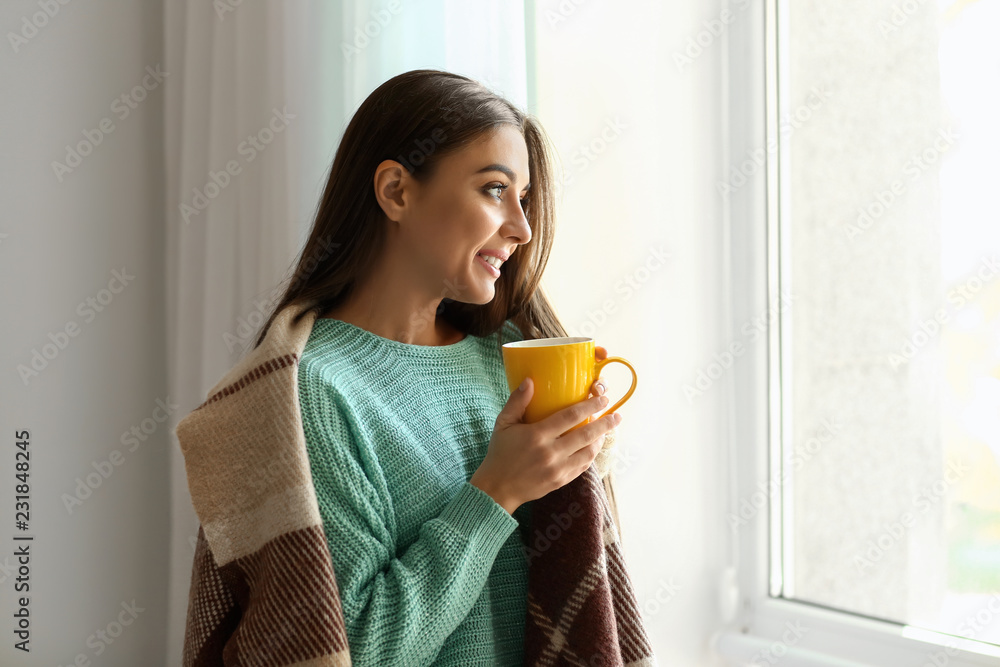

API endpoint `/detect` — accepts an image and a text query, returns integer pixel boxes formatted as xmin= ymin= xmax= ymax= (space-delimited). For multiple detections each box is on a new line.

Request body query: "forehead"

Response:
xmin=442 ymin=126 xmax=530 ymax=182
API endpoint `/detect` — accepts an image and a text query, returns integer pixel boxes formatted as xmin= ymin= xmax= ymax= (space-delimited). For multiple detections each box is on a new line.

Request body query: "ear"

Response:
xmin=373 ymin=159 xmax=415 ymax=223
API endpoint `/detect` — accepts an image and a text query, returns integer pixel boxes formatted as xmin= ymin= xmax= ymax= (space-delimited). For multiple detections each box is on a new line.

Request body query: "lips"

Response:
xmin=475 ymin=253 xmax=501 ymax=277
xmin=477 ymin=252 xmax=504 ymax=270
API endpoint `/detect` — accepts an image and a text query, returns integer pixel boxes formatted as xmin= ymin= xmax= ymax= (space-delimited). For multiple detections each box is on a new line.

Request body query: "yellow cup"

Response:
xmin=501 ymin=336 xmax=638 ymax=431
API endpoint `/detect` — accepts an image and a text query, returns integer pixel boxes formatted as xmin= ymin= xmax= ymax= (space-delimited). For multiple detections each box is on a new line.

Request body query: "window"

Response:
xmin=716 ymin=0 xmax=1000 ymax=664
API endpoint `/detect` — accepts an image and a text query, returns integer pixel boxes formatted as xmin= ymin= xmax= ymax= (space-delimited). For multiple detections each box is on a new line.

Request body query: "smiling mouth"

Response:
xmin=477 ymin=253 xmax=504 ymax=270
xmin=475 ymin=253 xmax=502 ymax=277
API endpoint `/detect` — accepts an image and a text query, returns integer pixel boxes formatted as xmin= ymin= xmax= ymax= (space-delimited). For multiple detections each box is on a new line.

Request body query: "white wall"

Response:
xmin=531 ymin=1 xmax=732 ymax=664
xmin=0 ymin=0 xmax=168 ymax=664
xmin=0 ymin=0 xmax=735 ymax=664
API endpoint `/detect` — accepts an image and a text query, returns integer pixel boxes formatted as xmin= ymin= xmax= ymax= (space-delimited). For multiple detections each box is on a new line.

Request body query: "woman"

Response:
xmin=187 ymin=69 xmax=630 ymax=665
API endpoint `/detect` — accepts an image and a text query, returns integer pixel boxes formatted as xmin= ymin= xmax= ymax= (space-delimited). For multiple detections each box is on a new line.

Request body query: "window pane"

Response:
xmin=779 ymin=0 xmax=1000 ymax=645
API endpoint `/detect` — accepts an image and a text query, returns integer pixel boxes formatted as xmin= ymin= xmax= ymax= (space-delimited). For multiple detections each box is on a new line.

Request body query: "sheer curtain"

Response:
xmin=163 ymin=1 xmax=528 ymax=660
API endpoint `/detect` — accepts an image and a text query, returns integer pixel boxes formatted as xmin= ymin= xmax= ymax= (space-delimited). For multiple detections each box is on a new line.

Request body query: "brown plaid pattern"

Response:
xmin=524 ymin=466 xmax=657 ymax=666
xmin=176 ymin=299 xmax=658 ymax=665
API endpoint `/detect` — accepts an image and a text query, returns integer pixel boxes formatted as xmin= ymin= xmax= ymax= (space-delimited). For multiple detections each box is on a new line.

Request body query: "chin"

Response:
xmin=451 ymin=266 xmax=492 ymax=303
xmin=468 ymin=279 xmax=497 ymax=305
xmin=470 ymin=288 xmax=496 ymax=305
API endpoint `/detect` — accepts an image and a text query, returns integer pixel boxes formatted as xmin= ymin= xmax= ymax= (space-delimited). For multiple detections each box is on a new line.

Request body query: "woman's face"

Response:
xmin=397 ymin=125 xmax=533 ymax=305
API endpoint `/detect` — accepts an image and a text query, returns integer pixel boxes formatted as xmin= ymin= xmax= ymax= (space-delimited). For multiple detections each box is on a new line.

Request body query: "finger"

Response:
xmin=557 ymin=411 xmax=618 ymax=455
xmin=497 ymin=377 xmax=534 ymax=427
xmin=590 ymin=346 xmax=609 ymax=398
xmin=538 ymin=394 xmax=608 ymax=438
xmin=563 ymin=413 xmax=619 ymax=463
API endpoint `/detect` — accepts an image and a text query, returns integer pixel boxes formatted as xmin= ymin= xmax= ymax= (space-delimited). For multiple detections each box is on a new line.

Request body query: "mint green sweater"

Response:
xmin=297 ymin=317 xmax=532 ymax=666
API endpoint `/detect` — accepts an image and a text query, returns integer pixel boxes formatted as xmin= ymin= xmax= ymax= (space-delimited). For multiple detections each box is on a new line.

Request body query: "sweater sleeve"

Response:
xmin=299 ymin=383 xmax=519 ymax=666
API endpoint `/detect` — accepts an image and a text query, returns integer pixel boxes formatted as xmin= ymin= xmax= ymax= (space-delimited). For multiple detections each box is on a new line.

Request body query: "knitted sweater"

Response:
xmin=176 ymin=297 xmax=658 ymax=666
xmin=297 ymin=317 xmax=532 ymax=664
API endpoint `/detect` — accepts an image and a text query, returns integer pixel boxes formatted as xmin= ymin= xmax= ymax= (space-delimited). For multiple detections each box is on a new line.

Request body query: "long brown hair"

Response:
xmin=253 ymin=68 xmax=623 ymax=537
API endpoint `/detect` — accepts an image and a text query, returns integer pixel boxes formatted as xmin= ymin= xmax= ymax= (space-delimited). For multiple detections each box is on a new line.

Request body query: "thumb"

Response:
xmin=497 ymin=377 xmax=533 ymax=426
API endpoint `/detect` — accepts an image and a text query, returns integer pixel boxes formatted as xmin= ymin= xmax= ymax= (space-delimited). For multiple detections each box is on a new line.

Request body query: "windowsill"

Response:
xmin=710 ymin=593 xmax=1000 ymax=666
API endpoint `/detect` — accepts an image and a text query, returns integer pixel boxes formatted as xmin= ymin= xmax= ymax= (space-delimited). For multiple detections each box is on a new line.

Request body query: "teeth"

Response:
xmin=479 ymin=253 xmax=503 ymax=269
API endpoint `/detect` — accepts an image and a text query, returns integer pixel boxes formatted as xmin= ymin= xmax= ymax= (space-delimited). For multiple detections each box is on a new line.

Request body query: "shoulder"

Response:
xmin=297 ymin=349 xmax=332 ymax=397
xmin=296 ymin=353 xmax=349 ymax=425
xmin=297 ymin=333 xmax=353 ymax=393
xmin=296 ymin=361 xmax=358 ymax=462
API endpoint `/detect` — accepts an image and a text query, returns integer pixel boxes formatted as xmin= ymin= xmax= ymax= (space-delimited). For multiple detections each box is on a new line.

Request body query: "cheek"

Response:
xmin=438 ymin=203 xmax=495 ymax=250
xmin=408 ymin=215 xmax=475 ymax=273
xmin=416 ymin=194 xmax=499 ymax=266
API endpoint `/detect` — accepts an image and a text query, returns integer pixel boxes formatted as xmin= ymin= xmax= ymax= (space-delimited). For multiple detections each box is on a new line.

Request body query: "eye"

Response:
xmin=485 ymin=182 xmax=509 ymax=200
xmin=485 ymin=182 xmax=530 ymax=211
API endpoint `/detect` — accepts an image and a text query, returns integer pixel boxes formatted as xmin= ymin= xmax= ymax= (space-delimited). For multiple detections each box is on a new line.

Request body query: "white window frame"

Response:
xmin=711 ymin=1 xmax=1000 ymax=665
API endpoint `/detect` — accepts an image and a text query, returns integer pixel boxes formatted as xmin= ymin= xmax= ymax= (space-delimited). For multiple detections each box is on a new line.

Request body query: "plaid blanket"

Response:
xmin=176 ymin=298 xmax=658 ymax=666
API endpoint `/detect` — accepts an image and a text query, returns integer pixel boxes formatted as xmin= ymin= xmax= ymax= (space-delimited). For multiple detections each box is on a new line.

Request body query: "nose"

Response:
xmin=505 ymin=198 xmax=532 ymax=245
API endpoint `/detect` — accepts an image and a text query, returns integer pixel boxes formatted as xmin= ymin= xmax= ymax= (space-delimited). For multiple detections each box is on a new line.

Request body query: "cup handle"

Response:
xmin=592 ymin=356 xmax=638 ymax=420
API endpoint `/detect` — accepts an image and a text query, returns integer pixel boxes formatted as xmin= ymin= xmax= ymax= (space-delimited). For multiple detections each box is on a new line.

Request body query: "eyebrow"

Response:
xmin=475 ymin=164 xmax=531 ymax=192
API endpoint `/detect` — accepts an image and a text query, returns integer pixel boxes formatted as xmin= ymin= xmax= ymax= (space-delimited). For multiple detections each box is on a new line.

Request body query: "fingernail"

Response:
xmin=613 ymin=412 xmax=623 ymax=424
xmin=599 ymin=395 xmax=609 ymax=406
xmin=518 ymin=378 xmax=528 ymax=392
xmin=597 ymin=382 xmax=606 ymax=394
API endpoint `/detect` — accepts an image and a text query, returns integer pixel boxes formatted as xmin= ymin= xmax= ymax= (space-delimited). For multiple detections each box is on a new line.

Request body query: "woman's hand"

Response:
xmin=470 ymin=346 xmax=622 ymax=515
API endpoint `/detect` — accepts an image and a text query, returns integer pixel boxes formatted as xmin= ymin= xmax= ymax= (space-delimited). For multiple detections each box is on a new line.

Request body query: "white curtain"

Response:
xmin=163 ymin=1 xmax=527 ymax=660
